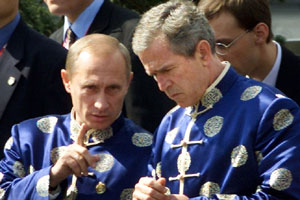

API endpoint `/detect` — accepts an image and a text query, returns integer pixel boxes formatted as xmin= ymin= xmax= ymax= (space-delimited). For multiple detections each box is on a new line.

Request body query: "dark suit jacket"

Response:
xmin=0 ymin=19 xmax=72 ymax=158
xmin=51 ymin=0 xmax=175 ymax=132
xmin=276 ymin=45 xmax=300 ymax=105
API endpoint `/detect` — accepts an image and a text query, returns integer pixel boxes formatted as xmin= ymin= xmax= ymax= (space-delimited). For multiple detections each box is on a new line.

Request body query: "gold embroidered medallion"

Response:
xmin=132 ymin=132 xmax=153 ymax=147
xmin=51 ymin=146 xmax=67 ymax=164
xmin=120 ymin=188 xmax=134 ymax=200
xmin=0 ymin=188 xmax=5 ymax=200
xmin=273 ymin=109 xmax=294 ymax=131
xmin=156 ymin=162 xmax=162 ymax=178
xmin=4 ymin=137 xmax=13 ymax=150
xmin=204 ymin=116 xmax=224 ymax=137
xmin=240 ymin=86 xmax=262 ymax=101
xmin=13 ymin=161 xmax=25 ymax=178
xmin=95 ymin=153 xmax=114 ymax=172
xmin=231 ymin=145 xmax=248 ymax=167
xmin=165 ymin=128 xmax=179 ymax=144
xmin=201 ymin=88 xmax=223 ymax=108
xmin=37 ymin=116 xmax=58 ymax=133
xmin=270 ymin=168 xmax=292 ymax=191
xmin=36 ymin=175 xmax=49 ymax=197
xmin=177 ymin=152 xmax=191 ymax=174
xmin=255 ymin=151 xmax=263 ymax=166
xmin=199 ymin=182 xmax=220 ymax=198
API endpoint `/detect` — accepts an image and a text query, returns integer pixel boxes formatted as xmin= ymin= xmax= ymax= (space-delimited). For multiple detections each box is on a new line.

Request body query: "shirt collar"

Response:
xmin=63 ymin=0 xmax=104 ymax=40
xmin=262 ymin=40 xmax=282 ymax=87
xmin=0 ymin=13 xmax=20 ymax=49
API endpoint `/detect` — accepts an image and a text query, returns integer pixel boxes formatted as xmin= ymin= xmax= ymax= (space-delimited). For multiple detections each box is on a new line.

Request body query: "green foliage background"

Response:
xmin=19 ymin=0 xmax=284 ymax=36
xmin=19 ymin=0 xmax=200 ymax=36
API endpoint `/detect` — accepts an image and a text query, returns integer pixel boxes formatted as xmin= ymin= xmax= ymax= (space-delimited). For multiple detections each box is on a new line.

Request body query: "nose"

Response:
xmin=94 ymin=95 xmax=109 ymax=110
xmin=155 ymin=74 xmax=170 ymax=92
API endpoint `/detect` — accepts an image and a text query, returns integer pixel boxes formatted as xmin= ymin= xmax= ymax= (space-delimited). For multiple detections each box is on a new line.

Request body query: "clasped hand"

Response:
xmin=49 ymin=123 xmax=100 ymax=188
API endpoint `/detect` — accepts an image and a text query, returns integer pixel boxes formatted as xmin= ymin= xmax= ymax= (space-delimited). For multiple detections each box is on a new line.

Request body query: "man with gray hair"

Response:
xmin=132 ymin=0 xmax=300 ymax=199
xmin=0 ymin=34 xmax=152 ymax=199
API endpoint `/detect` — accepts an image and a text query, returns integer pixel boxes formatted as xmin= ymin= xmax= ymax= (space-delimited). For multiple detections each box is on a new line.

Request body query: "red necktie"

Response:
xmin=63 ymin=27 xmax=76 ymax=49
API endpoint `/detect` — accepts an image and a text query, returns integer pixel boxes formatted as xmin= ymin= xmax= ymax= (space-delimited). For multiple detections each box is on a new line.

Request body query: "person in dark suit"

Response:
xmin=198 ymin=0 xmax=300 ymax=105
xmin=44 ymin=0 xmax=176 ymax=132
xmin=0 ymin=0 xmax=72 ymax=158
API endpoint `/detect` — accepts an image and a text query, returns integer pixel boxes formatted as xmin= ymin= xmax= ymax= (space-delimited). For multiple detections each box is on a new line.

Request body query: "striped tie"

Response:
xmin=64 ymin=27 xmax=76 ymax=49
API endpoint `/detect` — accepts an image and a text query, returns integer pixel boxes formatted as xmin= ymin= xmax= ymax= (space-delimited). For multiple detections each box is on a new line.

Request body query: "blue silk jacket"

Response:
xmin=149 ymin=64 xmax=300 ymax=199
xmin=0 ymin=113 xmax=152 ymax=199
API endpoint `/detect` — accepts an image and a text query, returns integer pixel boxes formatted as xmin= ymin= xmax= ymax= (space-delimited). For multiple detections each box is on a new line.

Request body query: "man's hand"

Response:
xmin=133 ymin=177 xmax=169 ymax=200
xmin=132 ymin=177 xmax=189 ymax=200
xmin=49 ymin=123 xmax=99 ymax=187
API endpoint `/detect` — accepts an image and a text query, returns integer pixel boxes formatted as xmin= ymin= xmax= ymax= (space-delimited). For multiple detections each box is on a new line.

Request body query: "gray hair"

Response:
xmin=66 ymin=34 xmax=132 ymax=79
xmin=132 ymin=0 xmax=215 ymax=57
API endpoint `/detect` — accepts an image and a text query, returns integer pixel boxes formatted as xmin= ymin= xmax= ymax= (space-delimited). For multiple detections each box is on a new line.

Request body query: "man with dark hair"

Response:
xmin=198 ymin=0 xmax=300 ymax=105
xmin=131 ymin=0 xmax=300 ymax=199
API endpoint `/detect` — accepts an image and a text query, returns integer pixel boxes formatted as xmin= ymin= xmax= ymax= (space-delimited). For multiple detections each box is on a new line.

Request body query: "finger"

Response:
xmin=134 ymin=177 xmax=168 ymax=199
xmin=76 ymin=146 xmax=100 ymax=169
xmin=157 ymin=177 xmax=166 ymax=187
xmin=76 ymin=123 xmax=88 ymax=146
xmin=65 ymin=155 xmax=83 ymax=177
xmin=140 ymin=177 xmax=168 ymax=194
xmin=72 ymin=152 xmax=89 ymax=176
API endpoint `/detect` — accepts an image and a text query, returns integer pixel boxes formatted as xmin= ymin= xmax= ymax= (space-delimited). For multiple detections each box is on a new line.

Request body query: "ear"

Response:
xmin=194 ymin=40 xmax=212 ymax=66
xmin=253 ymin=22 xmax=269 ymax=44
xmin=61 ymin=69 xmax=71 ymax=94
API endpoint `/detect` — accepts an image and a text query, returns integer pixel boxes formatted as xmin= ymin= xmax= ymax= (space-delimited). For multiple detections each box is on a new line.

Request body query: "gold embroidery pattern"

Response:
xmin=51 ymin=146 xmax=67 ymax=164
xmin=29 ymin=165 xmax=35 ymax=174
xmin=177 ymin=152 xmax=191 ymax=174
xmin=120 ymin=188 xmax=134 ymax=200
xmin=256 ymin=185 xmax=262 ymax=192
xmin=132 ymin=133 xmax=153 ymax=147
xmin=13 ymin=161 xmax=25 ymax=178
xmin=36 ymin=117 xmax=58 ymax=133
xmin=165 ymin=128 xmax=179 ymax=144
xmin=204 ymin=116 xmax=224 ymax=137
xmin=273 ymin=109 xmax=294 ymax=131
xmin=95 ymin=153 xmax=114 ymax=172
xmin=156 ymin=162 xmax=162 ymax=178
xmin=216 ymin=194 xmax=236 ymax=200
xmin=231 ymin=145 xmax=248 ymax=167
xmin=36 ymin=175 xmax=49 ymax=197
xmin=199 ymin=182 xmax=220 ymax=198
xmin=0 ymin=173 xmax=3 ymax=183
xmin=96 ymin=182 xmax=106 ymax=194
xmin=4 ymin=137 xmax=13 ymax=150
xmin=91 ymin=128 xmax=113 ymax=143
xmin=255 ymin=151 xmax=263 ymax=166
xmin=70 ymin=119 xmax=113 ymax=144
xmin=270 ymin=168 xmax=292 ymax=191
xmin=201 ymin=88 xmax=223 ymax=108
xmin=0 ymin=188 xmax=5 ymax=200
xmin=240 ymin=86 xmax=262 ymax=101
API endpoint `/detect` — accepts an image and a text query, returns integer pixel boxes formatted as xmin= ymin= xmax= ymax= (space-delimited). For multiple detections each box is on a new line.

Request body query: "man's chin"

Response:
xmin=86 ymin=121 xmax=111 ymax=130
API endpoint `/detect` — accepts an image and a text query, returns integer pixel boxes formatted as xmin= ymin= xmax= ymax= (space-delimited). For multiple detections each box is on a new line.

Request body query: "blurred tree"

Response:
xmin=19 ymin=0 xmax=62 ymax=36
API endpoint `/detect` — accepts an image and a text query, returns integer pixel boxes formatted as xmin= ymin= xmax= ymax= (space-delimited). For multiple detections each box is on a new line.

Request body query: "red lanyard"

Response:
xmin=0 ymin=48 xmax=4 ymax=57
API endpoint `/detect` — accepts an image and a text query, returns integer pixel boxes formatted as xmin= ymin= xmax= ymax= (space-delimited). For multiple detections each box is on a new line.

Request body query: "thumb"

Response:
xmin=157 ymin=177 xmax=166 ymax=186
